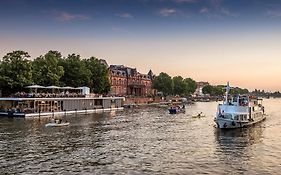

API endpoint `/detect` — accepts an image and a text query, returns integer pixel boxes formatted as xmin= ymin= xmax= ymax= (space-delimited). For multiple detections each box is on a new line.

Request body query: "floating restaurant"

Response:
xmin=0 ymin=85 xmax=124 ymax=117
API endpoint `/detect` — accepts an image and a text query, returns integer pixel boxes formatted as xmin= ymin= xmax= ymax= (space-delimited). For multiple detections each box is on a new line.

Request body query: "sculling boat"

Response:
xmin=214 ymin=82 xmax=266 ymax=129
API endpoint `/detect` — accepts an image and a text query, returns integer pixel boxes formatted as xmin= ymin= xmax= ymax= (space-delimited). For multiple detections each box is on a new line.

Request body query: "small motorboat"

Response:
xmin=45 ymin=122 xmax=70 ymax=127
xmin=169 ymin=106 xmax=185 ymax=114
xmin=45 ymin=119 xmax=69 ymax=127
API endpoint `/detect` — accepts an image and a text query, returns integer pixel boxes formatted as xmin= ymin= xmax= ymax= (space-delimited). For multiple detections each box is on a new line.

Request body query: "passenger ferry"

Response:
xmin=214 ymin=82 xmax=266 ymax=129
xmin=0 ymin=86 xmax=124 ymax=118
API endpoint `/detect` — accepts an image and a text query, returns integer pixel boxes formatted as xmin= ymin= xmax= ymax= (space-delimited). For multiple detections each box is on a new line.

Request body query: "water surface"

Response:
xmin=0 ymin=99 xmax=281 ymax=174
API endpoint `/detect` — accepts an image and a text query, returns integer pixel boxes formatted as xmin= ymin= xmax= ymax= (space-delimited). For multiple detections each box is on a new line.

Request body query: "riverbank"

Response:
xmin=123 ymin=96 xmax=222 ymax=108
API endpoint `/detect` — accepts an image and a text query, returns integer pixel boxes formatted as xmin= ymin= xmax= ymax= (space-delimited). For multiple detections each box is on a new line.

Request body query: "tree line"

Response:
xmin=152 ymin=72 xmax=197 ymax=96
xmin=202 ymin=85 xmax=249 ymax=96
xmin=0 ymin=50 xmax=110 ymax=96
xmin=251 ymin=89 xmax=281 ymax=98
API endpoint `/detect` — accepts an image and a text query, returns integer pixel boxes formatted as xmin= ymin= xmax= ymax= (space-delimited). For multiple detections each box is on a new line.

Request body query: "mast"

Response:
xmin=224 ymin=82 xmax=231 ymax=105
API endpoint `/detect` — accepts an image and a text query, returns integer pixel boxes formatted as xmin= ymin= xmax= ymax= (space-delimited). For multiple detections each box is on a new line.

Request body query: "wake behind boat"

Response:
xmin=214 ymin=82 xmax=266 ymax=129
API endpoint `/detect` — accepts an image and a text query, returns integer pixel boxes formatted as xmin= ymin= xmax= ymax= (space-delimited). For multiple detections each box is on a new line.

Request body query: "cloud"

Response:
xmin=116 ymin=13 xmax=134 ymax=18
xmin=159 ymin=8 xmax=178 ymax=16
xmin=199 ymin=1 xmax=237 ymax=18
xmin=200 ymin=7 xmax=209 ymax=14
xmin=55 ymin=11 xmax=90 ymax=21
xmin=267 ymin=10 xmax=281 ymax=18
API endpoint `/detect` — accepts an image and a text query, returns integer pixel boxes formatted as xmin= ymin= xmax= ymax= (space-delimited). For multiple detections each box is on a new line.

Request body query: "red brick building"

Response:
xmin=109 ymin=65 xmax=154 ymax=96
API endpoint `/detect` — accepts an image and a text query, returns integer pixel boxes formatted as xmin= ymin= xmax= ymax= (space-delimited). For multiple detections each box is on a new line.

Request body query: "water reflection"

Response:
xmin=215 ymin=125 xmax=264 ymax=147
xmin=214 ymin=125 xmax=265 ymax=174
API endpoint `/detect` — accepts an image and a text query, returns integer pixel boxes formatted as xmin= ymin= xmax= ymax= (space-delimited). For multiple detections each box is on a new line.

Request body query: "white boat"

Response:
xmin=214 ymin=82 xmax=266 ymax=129
xmin=45 ymin=122 xmax=70 ymax=127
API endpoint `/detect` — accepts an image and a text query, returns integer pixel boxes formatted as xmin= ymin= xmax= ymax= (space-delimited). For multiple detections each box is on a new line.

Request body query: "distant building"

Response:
xmin=108 ymin=65 xmax=154 ymax=96
xmin=194 ymin=81 xmax=209 ymax=96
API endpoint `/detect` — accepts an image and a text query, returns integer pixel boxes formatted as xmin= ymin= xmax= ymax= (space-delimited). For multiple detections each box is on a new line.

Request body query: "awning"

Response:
xmin=25 ymin=85 xmax=45 ymax=89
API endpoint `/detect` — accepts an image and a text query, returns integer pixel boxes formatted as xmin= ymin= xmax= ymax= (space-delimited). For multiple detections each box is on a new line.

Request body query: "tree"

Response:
xmin=32 ymin=51 xmax=64 ymax=86
xmin=230 ymin=87 xmax=249 ymax=95
xmin=0 ymin=51 xmax=32 ymax=95
xmin=152 ymin=72 xmax=173 ymax=96
xmin=59 ymin=54 xmax=91 ymax=87
xmin=85 ymin=57 xmax=111 ymax=94
xmin=202 ymin=85 xmax=213 ymax=95
xmin=184 ymin=78 xmax=196 ymax=95
xmin=173 ymin=76 xmax=187 ymax=96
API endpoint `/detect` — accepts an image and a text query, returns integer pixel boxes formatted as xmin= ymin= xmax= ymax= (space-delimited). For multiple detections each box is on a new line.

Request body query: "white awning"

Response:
xmin=25 ymin=85 xmax=45 ymax=89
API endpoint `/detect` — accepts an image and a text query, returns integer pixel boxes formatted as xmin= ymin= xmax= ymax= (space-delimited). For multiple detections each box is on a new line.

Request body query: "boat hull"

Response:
xmin=169 ymin=108 xmax=185 ymax=114
xmin=215 ymin=115 xmax=266 ymax=129
xmin=45 ymin=122 xmax=70 ymax=127
xmin=0 ymin=112 xmax=25 ymax=118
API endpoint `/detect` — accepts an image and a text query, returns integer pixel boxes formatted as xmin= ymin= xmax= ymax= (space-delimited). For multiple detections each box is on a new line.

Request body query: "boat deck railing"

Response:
xmin=10 ymin=92 xmax=86 ymax=98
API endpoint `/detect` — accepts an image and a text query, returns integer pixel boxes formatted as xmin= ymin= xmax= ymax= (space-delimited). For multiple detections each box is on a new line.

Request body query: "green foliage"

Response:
xmin=152 ymin=72 xmax=173 ymax=96
xmin=32 ymin=51 xmax=64 ymax=86
xmin=0 ymin=50 xmax=112 ymax=96
xmin=202 ymin=85 xmax=213 ymax=95
xmin=202 ymin=85 xmax=224 ymax=96
xmin=202 ymin=84 xmax=249 ymax=96
xmin=0 ymin=51 xmax=32 ymax=95
xmin=184 ymin=78 xmax=196 ymax=95
xmin=85 ymin=57 xmax=111 ymax=94
xmin=152 ymin=72 xmax=197 ymax=96
xmin=59 ymin=54 xmax=91 ymax=87
xmin=230 ymin=87 xmax=249 ymax=95
xmin=173 ymin=76 xmax=186 ymax=96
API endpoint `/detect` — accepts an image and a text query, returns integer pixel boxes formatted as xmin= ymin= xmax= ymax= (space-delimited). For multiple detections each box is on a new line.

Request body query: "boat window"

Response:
xmin=234 ymin=115 xmax=238 ymax=120
xmin=233 ymin=96 xmax=238 ymax=102
xmin=224 ymin=113 xmax=232 ymax=119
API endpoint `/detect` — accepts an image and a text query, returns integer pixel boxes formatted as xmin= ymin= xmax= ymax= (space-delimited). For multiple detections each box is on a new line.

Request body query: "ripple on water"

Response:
xmin=0 ymin=101 xmax=281 ymax=174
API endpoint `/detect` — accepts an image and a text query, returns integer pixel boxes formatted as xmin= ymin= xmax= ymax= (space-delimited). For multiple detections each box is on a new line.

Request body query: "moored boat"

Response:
xmin=214 ymin=82 xmax=266 ymax=129
xmin=0 ymin=110 xmax=25 ymax=117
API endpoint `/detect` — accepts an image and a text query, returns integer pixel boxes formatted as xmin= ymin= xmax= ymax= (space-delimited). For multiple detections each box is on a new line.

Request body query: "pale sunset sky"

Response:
xmin=1 ymin=0 xmax=281 ymax=91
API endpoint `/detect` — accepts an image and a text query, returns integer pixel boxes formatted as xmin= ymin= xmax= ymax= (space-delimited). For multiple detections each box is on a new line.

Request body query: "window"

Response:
xmin=223 ymin=113 xmax=232 ymax=119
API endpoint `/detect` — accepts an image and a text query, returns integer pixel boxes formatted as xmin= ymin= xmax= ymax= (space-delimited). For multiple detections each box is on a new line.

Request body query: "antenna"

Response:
xmin=224 ymin=82 xmax=231 ymax=105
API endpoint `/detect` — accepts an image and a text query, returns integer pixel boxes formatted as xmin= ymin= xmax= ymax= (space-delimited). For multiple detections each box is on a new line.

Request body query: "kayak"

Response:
xmin=192 ymin=115 xmax=205 ymax=118
xmin=45 ymin=122 xmax=70 ymax=127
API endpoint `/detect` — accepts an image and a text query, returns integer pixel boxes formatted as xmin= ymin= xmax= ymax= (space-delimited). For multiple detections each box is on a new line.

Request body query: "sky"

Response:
xmin=1 ymin=0 xmax=281 ymax=91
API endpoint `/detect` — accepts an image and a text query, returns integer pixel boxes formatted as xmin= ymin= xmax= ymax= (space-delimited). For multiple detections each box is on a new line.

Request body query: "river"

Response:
xmin=0 ymin=99 xmax=280 ymax=174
